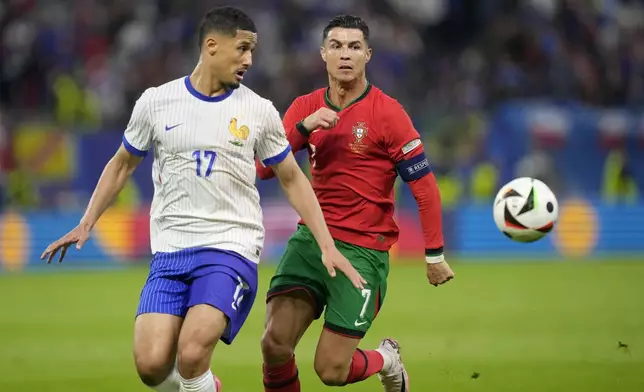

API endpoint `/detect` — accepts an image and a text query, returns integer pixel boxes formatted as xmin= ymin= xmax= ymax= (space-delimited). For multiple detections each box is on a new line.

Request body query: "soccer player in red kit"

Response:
xmin=256 ymin=15 xmax=455 ymax=392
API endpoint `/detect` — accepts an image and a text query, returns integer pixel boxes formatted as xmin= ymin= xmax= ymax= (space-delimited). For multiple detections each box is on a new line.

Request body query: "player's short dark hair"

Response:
xmin=198 ymin=7 xmax=257 ymax=47
xmin=322 ymin=15 xmax=369 ymax=43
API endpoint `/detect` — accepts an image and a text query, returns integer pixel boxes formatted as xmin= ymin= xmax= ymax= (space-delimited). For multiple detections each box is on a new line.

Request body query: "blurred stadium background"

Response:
xmin=1 ymin=0 xmax=643 ymax=391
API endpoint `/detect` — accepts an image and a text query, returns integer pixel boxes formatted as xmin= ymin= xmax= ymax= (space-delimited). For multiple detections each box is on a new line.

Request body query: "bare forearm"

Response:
xmin=279 ymin=170 xmax=334 ymax=250
xmin=80 ymin=154 xmax=136 ymax=229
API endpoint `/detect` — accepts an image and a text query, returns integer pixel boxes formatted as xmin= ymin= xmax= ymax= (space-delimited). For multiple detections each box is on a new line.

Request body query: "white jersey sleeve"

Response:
xmin=122 ymin=88 xmax=155 ymax=157
xmin=255 ymin=103 xmax=291 ymax=167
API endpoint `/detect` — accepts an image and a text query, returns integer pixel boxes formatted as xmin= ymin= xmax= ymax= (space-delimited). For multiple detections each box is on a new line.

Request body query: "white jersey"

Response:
xmin=122 ymin=76 xmax=290 ymax=264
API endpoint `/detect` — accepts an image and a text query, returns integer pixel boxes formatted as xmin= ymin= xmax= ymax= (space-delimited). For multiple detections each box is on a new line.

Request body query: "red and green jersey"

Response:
xmin=258 ymin=84 xmax=438 ymax=252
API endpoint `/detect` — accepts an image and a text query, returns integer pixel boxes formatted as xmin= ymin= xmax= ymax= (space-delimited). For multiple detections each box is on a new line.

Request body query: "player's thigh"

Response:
xmin=267 ymin=225 xmax=327 ymax=318
xmin=262 ymin=290 xmax=317 ymax=363
xmin=323 ymin=243 xmax=389 ymax=339
xmin=178 ymin=269 xmax=246 ymax=376
xmin=134 ymin=313 xmax=183 ymax=378
xmin=177 ymin=303 xmax=228 ymax=370
xmin=183 ymin=256 xmax=258 ymax=349
xmin=134 ymin=270 xmax=189 ymax=381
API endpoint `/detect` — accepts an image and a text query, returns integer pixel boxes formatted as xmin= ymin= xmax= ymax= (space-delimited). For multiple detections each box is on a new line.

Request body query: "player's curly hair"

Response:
xmin=198 ymin=6 xmax=257 ymax=47
xmin=322 ymin=15 xmax=370 ymax=43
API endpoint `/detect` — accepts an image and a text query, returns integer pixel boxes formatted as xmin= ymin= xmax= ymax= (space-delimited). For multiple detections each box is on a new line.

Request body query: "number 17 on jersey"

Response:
xmin=192 ymin=149 xmax=217 ymax=178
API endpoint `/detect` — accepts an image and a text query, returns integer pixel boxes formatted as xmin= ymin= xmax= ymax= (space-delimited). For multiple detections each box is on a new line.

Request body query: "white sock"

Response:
xmin=180 ymin=369 xmax=217 ymax=392
xmin=376 ymin=348 xmax=394 ymax=373
xmin=151 ymin=363 xmax=180 ymax=392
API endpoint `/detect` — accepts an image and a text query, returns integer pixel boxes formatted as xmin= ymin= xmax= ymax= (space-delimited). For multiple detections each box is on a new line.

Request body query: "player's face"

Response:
xmin=205 ymin=30 xmax=257 ymax=89
xmin=321 ymin=28 xmax=371 ymax=83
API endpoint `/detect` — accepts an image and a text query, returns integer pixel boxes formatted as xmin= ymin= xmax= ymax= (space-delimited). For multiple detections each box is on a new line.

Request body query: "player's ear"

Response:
xmin=365 ymin=47 xmax=372 ymax=64
xmin=205 ymin=37 xmax=218 ymax=56
xmin=320 ymin=46 xmax=327 ymax=62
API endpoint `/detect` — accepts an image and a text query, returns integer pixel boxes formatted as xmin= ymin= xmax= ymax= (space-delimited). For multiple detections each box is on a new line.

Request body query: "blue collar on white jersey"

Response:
xmin=184 ymin=76 xmax=235 ymax=102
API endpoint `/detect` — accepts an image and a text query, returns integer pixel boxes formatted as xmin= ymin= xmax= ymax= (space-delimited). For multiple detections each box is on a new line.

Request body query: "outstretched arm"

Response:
xmin=382 ymin=101 xmax=453 ymax=286
xmin=80 ymin=145 xmax=143 ymax=229
xmin=41 ymin=143 xmax=145 ymax=263
xmin=407 ymin=172 xmax=445 ymax=263
xmin=255 ymin=103 xmax=364 ymax=288
xmin=271 ymin=153 xmax=366 ymax=289
xmin=271 ymin=153 xmax=334 ymax=250
xmin=41 ymin=89 xmax=154 ymax=263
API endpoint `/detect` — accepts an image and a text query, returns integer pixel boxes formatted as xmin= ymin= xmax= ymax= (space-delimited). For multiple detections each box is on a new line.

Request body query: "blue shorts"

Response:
xmin=136 ymin=247 xmax=258 ymax=345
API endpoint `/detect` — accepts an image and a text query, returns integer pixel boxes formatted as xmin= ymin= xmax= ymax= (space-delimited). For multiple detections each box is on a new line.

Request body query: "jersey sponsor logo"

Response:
xmin=228 ymin=117 xmax=250 ymax=147
xmin=165 ymin=123 xmax=182 ymax=131
xmin=401 ymin=138 xmax=421 ymax=154
xmin=349 ymin=122 xmax=369 ymax=154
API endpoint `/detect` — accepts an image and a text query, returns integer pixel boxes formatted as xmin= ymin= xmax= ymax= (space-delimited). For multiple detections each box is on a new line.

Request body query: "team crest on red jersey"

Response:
xmin=350 ymin=122 xmax=369 ymax=153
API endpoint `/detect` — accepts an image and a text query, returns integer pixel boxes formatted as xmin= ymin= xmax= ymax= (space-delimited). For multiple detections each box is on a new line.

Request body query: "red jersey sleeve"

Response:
xmin=381 ymin=100 xmax=445 ymax=260
xmin=382 ymin=101 xmax=425 ymax=162
xmin=256 ymin=96 xmax=311 ymax=180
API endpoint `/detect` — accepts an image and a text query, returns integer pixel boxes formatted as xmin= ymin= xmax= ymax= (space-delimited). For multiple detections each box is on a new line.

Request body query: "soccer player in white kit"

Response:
xmin=40 ymin=6 xmax=365 ymax=392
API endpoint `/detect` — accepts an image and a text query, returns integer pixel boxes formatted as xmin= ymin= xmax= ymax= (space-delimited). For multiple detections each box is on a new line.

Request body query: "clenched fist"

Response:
xmin=302 ymin=108 xmax=339 ymax=132
xmin=426 ymin=260 xmax=455 ymax=287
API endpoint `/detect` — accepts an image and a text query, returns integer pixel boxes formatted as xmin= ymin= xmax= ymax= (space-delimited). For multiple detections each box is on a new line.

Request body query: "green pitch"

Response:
xmin=1 ymin=260 xmax=643 ymax=391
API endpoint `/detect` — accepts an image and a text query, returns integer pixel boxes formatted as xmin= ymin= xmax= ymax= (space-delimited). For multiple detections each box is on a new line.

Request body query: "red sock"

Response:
xmin=344 ymin=349 xmax=385 ymax=384
xmin=263 ymin=356 xmax=300 ymax=392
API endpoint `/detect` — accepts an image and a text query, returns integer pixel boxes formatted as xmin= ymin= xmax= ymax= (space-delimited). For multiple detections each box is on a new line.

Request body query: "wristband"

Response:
xmin=425 ymin=254 xmax=445 ymax=264
xmin=296 ymin=121 xmax=310 ymax=137
xmin=425 ymin=247 xmax=444 ymax=264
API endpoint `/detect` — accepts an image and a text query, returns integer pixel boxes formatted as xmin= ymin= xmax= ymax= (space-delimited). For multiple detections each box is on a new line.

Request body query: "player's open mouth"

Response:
xmin=339 ymin=65 xmax=353 ymax=71
xmin=235 ymin=70 xmax=246 ymax=81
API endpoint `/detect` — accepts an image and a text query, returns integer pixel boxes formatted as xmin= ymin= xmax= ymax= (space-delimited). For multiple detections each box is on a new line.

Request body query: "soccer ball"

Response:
xmin=493 ymin=177 xmax=559 ymax=243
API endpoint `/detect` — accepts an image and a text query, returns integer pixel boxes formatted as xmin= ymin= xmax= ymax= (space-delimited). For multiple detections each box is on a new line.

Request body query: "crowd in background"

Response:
xmin=1 ymin=0 xmax=643 ymax=209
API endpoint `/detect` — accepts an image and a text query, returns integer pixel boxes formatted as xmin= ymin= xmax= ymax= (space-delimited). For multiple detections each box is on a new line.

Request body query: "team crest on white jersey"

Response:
xmin=229 ymin=117 xmax=250 ymax=147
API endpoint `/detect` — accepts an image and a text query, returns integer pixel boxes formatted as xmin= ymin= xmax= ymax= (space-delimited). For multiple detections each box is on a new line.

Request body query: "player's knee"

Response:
xmin=134 ymin=355 xmax=173 ymax=387
xmin=261 ymin=328 xmax=294 ymax=363
xmin=314 ymin=360 xmax=350 ymax=386
xmin=177 ymin=341 xmax=210 ymax=374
